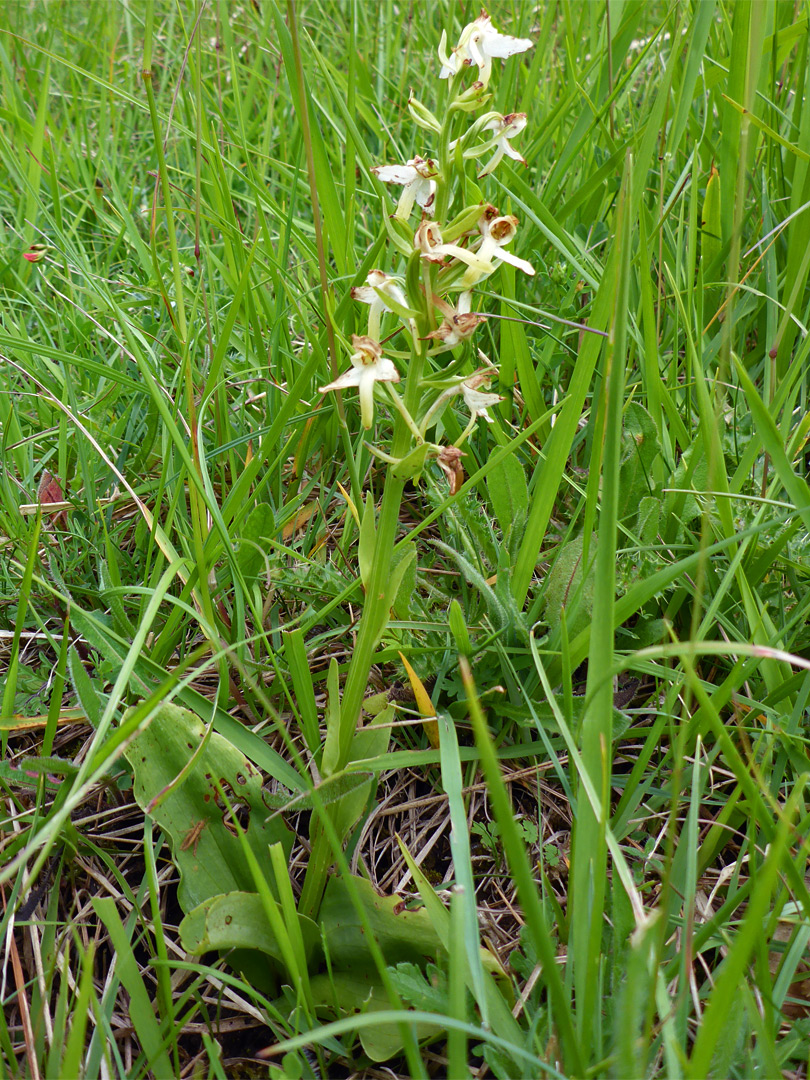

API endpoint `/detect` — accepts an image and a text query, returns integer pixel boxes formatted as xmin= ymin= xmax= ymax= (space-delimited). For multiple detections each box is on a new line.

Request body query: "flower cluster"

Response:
xmin=319 ymin=10 xmax=534 ymax=486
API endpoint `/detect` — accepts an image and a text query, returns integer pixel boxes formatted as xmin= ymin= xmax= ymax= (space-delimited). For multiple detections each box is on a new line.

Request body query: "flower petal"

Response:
xmin=319 ymin=368 xmax=364 ymax=393
xmin=372 ymin=164 xmax=418 ymax=185
xmin=372 ymin=358 xmax=401 ymax=383
xmin=496 ymin=249 xmax=535 ymax=275
xmin=351 ymin=286 xmax=378 ymax=304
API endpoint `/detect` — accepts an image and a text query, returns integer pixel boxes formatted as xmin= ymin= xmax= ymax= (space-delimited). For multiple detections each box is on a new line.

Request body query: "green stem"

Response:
xmin=299 ymin=341 xmax=428 ymax=919
xmin=435 ymin=72 xmax=466 ymax=221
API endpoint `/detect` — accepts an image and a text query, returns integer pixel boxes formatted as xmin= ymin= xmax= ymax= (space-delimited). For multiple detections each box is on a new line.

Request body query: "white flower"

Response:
xmin=461 ymin=373 xmax=502 ymax=422
xmin=319 ymin=335 xmax=400 ymax=430
xmin=476 ymin=113 xmax=528 ymax=176
xmin=450 ymin=112 xmax=528 ymax=177
xmin=461 ymin=208 xmax=535 ymax=287
xmin=372 ymin=156 xmax=438 ymax=220
xmin=439 ymin=13 xmax=533 ymax=87
xmin=425 ymin=291 xmax=487 ymax=349
xmin=351 ymin=270 xmax=410 ymax=340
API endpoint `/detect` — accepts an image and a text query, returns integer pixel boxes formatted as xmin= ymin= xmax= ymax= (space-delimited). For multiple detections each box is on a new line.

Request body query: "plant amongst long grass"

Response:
xmin=2 ymin=1 xmax=810 ymax=1077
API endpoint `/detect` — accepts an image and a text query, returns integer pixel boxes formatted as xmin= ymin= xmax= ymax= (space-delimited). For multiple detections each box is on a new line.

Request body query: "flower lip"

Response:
xmin=351 ymin=335 xmax=384 ymax=364
xmin=414 ymin=221 xmax=448 ymax=262
xmin=456 ymin=208 xmax=534 ymax=286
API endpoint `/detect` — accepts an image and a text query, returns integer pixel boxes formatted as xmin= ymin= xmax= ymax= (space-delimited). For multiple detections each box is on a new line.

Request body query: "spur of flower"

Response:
xmin=372 ymin=156 xmax=438 ymax=220
xmin=439 ymin=12 xmax=533 ymax=88
xmin=319 ymin=335 xmax=400 ymax=430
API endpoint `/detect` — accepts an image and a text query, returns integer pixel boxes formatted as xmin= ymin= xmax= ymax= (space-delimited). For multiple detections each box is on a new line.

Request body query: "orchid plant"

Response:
xmin=303 ymin=9 xmax=535 ymax=912
xmin=319 ymin=10 xmax=534 ymax=475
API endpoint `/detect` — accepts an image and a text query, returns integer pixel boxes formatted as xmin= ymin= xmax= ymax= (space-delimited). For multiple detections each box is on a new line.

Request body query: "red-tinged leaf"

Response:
xmin=38 ymin=470 xmax=68 ymax=528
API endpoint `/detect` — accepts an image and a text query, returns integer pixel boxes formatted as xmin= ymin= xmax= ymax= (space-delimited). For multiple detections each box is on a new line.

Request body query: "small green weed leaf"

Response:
xmin=180 ymin=891 xmax=320 ymax=969
xmin=235 ymin=503 xmax=276 ymax=583
xmin=307 ymin=972 xmax=443 ymax=1062
xmin=448 ymin=598 xmax=473 ymax=656
xmin=636 ymin=495 xmax=661 ymax=547
xmin=0 ymin=755 xmax=78 ymax=796
xmin=665 ymin=443 xmax=708 ymax=529
xmin=432 ymin=538 xmax=512 ymax=634
xmin=390 ymin=542 xmax=417 ymax=620
xmin=98 ymin=560 xmax=135 ymax=638
xmin=543 ymin=534 xmax=596 ymax=638
xmin=486 ymin=450 xmax=528 ymax=547
xmin=389 ymin=961 xmax=448 ymax=1014
xmin=67 ymin=646 xmax=104 ymax=728
xmin=69 ymin=608 xmax=127 ymax=686
xmin=619 ymin=402 xmax=659 ymax=515
xmin=618 ymin=617 xmax=668 ymax=649
xmin=123 ymin=702 xmax=292 ymax=911
xmin=489 ymin=696 xmax=633 ymax=739
xmin=319 ymin=874 xmax=441 ymax=971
